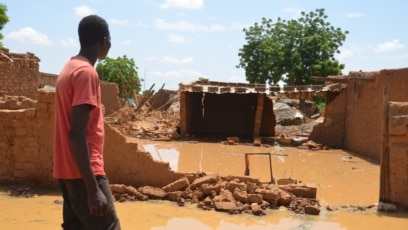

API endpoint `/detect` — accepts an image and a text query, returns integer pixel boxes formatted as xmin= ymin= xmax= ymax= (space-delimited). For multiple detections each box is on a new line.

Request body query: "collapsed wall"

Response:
xmin=0 ymin=88 xmax=184 ymax=188
xmin=309 ymin=90 xmax=346 ymax=148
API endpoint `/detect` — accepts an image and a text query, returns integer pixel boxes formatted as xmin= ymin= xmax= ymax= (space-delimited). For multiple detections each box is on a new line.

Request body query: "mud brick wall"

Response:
xmin=38 ymin=72 xmax=57 ymax=86
xmin=0 ymin=101 xmax=39 ymax=182
xmin=343 ymin=68 xmax=408 ymax=161
xmin=386 ymin=102 xmax=408 ymax=209
xmin=312 ymin=68 xmax=408 ymax=162
xmin=0 ymin=88 xmax=184 ymax=188
xmin=0 ymin=49 xmax=40 ymax=99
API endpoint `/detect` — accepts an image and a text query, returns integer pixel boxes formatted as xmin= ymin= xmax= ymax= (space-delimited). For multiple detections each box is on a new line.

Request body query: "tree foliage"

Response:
xmin=96 ymin=55 xmax=141 ymax=97
xmin=0 ymin=3 xmax=10 ymax=48
xmin=237 ymin=8 xmax=348 ymax=86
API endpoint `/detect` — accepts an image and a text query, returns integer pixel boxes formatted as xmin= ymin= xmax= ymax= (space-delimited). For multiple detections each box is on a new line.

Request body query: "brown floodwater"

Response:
xmin=1 ymin=140 xmax=408 ymax=229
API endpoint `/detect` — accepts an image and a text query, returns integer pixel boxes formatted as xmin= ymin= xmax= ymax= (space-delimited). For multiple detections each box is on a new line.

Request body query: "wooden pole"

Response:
xmin=134 ymin=83 xmax=155 ymax=113
xmin=379 ymin=85 xmax=389 ymax=202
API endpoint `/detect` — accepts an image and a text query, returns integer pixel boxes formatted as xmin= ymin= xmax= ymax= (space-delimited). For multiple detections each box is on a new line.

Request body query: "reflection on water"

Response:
xmin=139 ymin=139 xmax=380 ymax=206
xmin=1 ymin=140 xmax=408 ymax=230
xmin=142 ymin=144 xmax=180 ymax=171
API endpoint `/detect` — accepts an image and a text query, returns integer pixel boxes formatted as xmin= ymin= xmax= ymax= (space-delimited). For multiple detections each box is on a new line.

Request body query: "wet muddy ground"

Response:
xmin=1 ymin=140 xmax=408 ymax=229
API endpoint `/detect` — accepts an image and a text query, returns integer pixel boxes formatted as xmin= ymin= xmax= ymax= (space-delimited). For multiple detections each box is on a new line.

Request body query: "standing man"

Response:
xmin=54 ymin=15 xmax=121 ymax=230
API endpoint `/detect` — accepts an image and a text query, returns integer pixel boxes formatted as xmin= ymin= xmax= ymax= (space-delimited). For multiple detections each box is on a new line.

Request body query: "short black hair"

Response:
xmin=78 ymin=15 xmax=110 ymax=47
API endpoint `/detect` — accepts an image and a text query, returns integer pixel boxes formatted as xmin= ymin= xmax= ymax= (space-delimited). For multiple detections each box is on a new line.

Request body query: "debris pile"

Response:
xmin=297 ymin=140 xmax=329 ymax=151
xmin=105 ymin=105 xmax=181 ymax=141
xmin=110 ymin=173 xmax=321 ymax=216
xmin=3 ymin=182 xmax=39 ymax=198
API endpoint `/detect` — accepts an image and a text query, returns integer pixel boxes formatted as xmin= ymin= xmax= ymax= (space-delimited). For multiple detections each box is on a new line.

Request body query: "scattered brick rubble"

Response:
xmin=109 ymin=172 xmax=398 ymax=215
xmin=110 ymin=173 xmax=322 ymax=216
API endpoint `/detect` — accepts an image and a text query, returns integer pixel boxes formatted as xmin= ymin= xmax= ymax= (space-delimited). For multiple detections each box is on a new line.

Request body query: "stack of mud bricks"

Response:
xmin=0 ymin=89 xmax=55 ymax=186
xmin=0 ymin=96 xmax=38 ymax=181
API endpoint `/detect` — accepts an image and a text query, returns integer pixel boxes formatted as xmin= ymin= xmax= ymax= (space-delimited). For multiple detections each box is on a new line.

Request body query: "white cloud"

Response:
xmin=346 ymin=13 xmax=363 ymax=18
xmin=154 ymin=19 xmax=225 ymax=32
xmin=73 ymin=5 xmax=97 ymax=17
xmin=283 ymin=7 xmax=302 ymax=19
xmin=163 ymin=56 xmax=193 ymax=64
xmin=159 ymin=0 xmax=204 ymax=9
xmin=374 ymin=39 xmax=405 ymax=53
xmin=168 ymin=33 xmax=186 ymax=43
xmin=110 ymin=19 xmax=129 ymax=27
xmin=150 ymin=69 xmax=207 ymax=88
xmin=149 ymin=56 xmax=193 ymax=64
xmin=61 ymin=38 xmax=77 ymax=47
xmin=110 ymin=19 xmax=149 ymax=28
xmin=336 ymin=47 xmax=354 ymax=61
xmin=6 ymin=27 xmax=52 ymax=45
xmin=122 ymin=40 xmax=132 ymax=45
xmin=230 ymin=22 xmax=249 ymax=31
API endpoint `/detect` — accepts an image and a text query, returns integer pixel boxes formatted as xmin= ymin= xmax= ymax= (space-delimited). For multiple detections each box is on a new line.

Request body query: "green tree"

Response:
xmin=0 ymin=3 xmax=10 ymax=48
xmin=237 ymin=8 xmax=348 ymax=86
xmin=96 ymin=55 xmax=141 ymax=98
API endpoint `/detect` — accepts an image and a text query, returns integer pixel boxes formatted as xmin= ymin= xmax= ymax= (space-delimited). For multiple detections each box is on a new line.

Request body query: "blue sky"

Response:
xmin=1 ymin=0 xmax=407 ymax=91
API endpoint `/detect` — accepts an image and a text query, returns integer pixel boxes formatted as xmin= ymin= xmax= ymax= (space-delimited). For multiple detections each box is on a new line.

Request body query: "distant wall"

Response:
xmin=0 ymin=89 xmax=184 ymax=188
xmin=38 ymin=72 xmax=57 ymax=86
xmin=0 ymin=48 xmax=40 ymax=99
xmin=100 ymin=81 xmax=122 ymax=116
xmin=37 ymin=72 xmax=122 ymax=116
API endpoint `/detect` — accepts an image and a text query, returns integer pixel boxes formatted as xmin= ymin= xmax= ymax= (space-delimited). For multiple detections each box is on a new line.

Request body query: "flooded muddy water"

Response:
xmin=1 ymin=140 xmax=408 ymax=229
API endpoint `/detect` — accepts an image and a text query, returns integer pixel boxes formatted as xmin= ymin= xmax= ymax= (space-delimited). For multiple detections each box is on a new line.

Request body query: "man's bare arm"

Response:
xmin=69 ymin=104 xmax=107 ymax=216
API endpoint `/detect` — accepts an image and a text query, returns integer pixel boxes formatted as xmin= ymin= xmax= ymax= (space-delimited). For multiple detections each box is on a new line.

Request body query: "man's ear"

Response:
xmin=102 ymin=37 xmax=111 ymax=50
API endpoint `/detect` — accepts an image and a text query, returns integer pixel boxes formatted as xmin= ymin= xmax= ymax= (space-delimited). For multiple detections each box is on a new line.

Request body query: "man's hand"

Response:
xmin=88 ymin=188 xmax=108 ymax=216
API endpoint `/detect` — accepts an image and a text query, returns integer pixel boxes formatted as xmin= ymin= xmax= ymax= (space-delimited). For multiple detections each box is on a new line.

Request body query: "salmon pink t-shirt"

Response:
xmin=53 ymin=56 xmax=106 ymax=179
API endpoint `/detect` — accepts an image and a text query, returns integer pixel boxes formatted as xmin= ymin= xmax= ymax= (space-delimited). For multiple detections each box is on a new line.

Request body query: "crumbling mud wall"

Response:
xmin=0 ymin=88 xmax=184 ymax=188
xmin=0 ymin=48 xmax=40 ymax=99
xmin=344 ymin=68 xmax=408 ymax=161
xmin=309 ymin=90 xmax=346 ymax=148
xmin=104 ymin=124 xmax=185 ymax=187
xmin=100 ymin=81 xmax=122 ymax=116
xmin=381 ymin=102 xmax=408 ymax=210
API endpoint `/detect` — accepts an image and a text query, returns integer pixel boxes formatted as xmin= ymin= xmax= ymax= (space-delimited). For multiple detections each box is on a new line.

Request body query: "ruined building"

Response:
xmin=0 ymin=47 xmax=407 ymax=210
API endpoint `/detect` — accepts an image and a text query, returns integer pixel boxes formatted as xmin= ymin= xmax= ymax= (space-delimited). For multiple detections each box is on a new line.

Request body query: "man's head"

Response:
xmin=78 ymin=15 xmax=111 ymax=60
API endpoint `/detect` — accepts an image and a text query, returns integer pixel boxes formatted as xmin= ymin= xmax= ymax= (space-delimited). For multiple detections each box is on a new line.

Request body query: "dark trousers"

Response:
xmin=58 ymin=176 xmax=121 ymax=230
